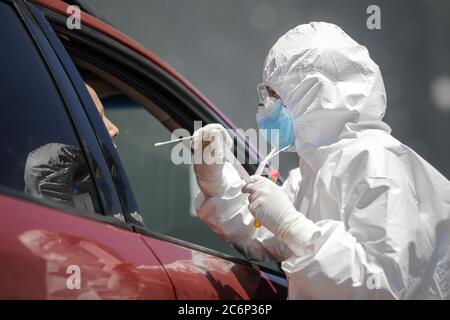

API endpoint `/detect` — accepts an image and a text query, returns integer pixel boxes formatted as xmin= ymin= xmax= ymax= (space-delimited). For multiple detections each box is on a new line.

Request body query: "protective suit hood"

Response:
xmin=263 ymin=22 xmax=391 ymax=157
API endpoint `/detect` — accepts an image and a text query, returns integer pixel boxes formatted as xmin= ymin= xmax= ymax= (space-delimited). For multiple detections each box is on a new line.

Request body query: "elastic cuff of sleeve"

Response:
xmin=279 ymin=212 xmax=321 ymax=255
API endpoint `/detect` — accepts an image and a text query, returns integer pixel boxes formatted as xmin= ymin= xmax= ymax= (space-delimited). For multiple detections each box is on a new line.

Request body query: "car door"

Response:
xmin=96 ymin=92 xmax=288 ymax=299
xmin=0 ymin=0 xmax=174 ymax=299
xmin=32 ymin=0 xmax=288 ymax=299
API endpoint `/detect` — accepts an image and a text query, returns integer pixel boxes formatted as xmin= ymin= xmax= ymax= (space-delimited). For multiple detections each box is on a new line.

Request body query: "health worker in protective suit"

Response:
xmin=193 ymin=22 xmax=450 ymax=299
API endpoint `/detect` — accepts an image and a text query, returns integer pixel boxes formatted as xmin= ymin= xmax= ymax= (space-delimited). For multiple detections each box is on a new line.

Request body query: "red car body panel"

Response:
xmin=141 ymin=237 xmax=281 ymax=300
xmin=0 ymin=194 xmax=175 ymax=299
xmin=0 ymin=189 xmax=284 ymax=299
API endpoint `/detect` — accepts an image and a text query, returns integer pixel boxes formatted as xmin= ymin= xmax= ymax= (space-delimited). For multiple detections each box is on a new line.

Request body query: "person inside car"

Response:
xmin=23 ymin=83 xmax=120 ymax=213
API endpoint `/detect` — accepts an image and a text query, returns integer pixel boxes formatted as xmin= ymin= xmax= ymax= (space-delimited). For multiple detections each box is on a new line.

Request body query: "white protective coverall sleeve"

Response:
xmin=195 ymin=166 xmax=301 ymax=262
xmin=196 ymin=22 xmax=450 ymax=299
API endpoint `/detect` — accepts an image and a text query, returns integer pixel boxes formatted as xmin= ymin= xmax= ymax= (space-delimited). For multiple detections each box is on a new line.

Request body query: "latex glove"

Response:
xmin=193 ymin=123 xmax=233 ymax=197
xmin=242 ymin=175 xmax=320 ymax=247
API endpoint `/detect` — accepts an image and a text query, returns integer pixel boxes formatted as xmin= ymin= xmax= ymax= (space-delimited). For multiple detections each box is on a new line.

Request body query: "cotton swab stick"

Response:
xmin=154 ymin=135 xmax=193 ymax=147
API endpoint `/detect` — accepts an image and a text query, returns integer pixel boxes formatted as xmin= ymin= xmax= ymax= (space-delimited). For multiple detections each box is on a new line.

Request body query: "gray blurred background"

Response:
xmin=88 ymin=0 xmax=450 ymax=178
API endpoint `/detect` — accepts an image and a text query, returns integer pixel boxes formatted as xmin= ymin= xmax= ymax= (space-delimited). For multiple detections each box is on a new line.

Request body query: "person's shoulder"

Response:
xmin=329 ymin=130 xmax=403 ymax=179
xmin=285 ymin=167 xmax=301 ymax=181
xmin=344 ymin=130 xmax=404 ymax=155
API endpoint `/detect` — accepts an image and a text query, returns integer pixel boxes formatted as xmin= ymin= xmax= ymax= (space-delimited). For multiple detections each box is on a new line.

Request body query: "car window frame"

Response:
xmin=35 ymin=2 xmax=286 ymax=275
xmin=5 ymin=0 xmax=130 ymax=227
xmin=26 ymin=0 xmax=144 ymax=226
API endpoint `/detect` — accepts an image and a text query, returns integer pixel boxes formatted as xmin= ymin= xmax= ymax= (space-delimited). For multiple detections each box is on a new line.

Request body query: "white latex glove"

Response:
xmin=193 ymin=123 xmax=233 ymax=197
xmin=242 ymin=175 xmax=320 ymax=247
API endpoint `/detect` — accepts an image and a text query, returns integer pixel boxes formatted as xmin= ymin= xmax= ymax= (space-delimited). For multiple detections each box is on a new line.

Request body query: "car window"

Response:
xmin=0 ymin=2 xmax=102 ymax=215
xmin=103 ymin=94 xmax=245 ymax=257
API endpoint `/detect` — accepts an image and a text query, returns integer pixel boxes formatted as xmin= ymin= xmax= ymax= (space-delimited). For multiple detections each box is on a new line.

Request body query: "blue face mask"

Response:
xmin=256 ymin=98 xmax=295 ymax=149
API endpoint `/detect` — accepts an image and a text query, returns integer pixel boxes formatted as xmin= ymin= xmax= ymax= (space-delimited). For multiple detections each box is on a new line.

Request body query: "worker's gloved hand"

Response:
xmin=242 ymin=175 xmax=320 ymax=247
xmin=193 ymin=124 xmax=233 ymax=197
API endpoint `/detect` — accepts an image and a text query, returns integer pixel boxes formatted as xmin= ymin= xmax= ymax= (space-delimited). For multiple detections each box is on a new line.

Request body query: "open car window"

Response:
xmin=74 ymin=61 xmax=247 ymax=258
xmin=41 ymin=9 xmax=280 ymax=270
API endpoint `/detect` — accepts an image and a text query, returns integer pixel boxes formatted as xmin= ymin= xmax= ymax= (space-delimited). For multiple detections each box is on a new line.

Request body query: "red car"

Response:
xmin=0 ymin=0 xmax=287 ymax=299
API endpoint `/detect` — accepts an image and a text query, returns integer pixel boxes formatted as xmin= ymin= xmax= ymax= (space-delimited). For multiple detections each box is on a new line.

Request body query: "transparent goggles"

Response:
xmin=257 ymin=82 xmax=269 ymax=107
xmin=257 ymin=82 xmax=283 ymax=108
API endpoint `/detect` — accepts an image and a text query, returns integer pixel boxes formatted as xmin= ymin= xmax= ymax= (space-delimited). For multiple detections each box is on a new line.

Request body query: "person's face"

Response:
xmin=85 ymin=83 xmax=119 ymax=139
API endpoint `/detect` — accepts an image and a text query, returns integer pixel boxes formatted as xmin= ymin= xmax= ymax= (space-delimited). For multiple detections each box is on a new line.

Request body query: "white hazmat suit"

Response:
xmin=194 ymin=22 xmax=450 ymax=299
